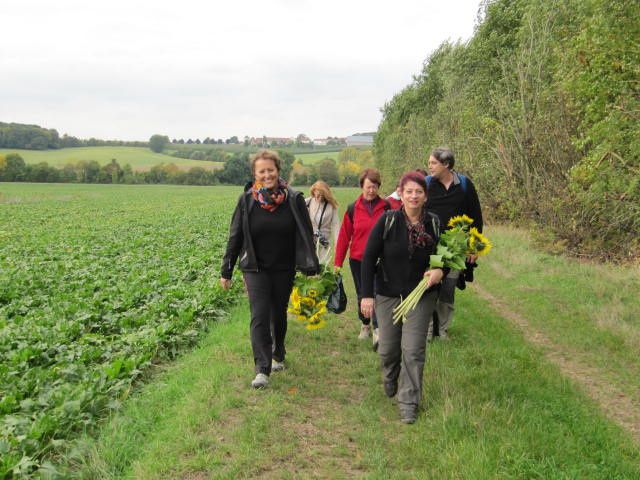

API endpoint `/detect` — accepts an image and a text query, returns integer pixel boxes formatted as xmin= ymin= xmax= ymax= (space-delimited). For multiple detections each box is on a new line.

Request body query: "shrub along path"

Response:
xmin=72 ymin=227 xmax=640 ymax=479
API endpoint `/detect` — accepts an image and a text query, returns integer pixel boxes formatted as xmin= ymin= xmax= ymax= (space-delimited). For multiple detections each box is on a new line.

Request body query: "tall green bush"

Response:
xmin=374 ymin=0 xmax=639 ymax=260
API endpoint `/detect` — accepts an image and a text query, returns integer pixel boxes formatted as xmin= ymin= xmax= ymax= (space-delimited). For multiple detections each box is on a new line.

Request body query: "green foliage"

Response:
xmin=0 ymin=123 xmax=60 ymax=150
xmin=374 ymin=0 xmax=639 ymax=260
xmin=0 ymin=184 xmax=241 ymax=477
xmin=149 ymin=134 xmax=170 ymax=153
xmin=217 ymin=152 xmax=251 ymax=185
xmin=315 ymin=158 xmax=340 ymax=186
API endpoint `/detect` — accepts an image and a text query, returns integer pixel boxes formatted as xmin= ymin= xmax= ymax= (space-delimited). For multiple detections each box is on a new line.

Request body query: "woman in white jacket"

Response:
xmin=306 ymin=181 xmax=340 ymax=264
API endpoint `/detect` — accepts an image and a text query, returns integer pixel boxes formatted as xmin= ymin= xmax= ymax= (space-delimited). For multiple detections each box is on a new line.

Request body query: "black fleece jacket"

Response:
xmin=220 ymin=186 xmax=319 ymax=279
xmin=361 ymin=209 xmax=446 ymax=299
xmin=426 ymin=171 xmax=483 ymax=232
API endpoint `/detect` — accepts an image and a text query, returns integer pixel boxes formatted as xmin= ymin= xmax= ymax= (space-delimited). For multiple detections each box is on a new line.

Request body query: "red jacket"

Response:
xmin=335 ymin=195 xmax=389 ymax=266
xmin=386 ymin=195 xmax=402 ymax=210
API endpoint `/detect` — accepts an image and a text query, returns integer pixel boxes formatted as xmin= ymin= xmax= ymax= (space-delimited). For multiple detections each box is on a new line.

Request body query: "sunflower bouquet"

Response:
xmin=288 ymin=263 xmax=338 ymax=330
xmin=393 ymin=215 xmax=491 ymax=323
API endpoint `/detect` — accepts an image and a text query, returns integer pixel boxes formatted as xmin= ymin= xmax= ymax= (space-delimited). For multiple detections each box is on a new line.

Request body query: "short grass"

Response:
xmin=479 ymin=225 xmax=640 ymax=403
xmin=68 ymin=222 xmax=640 ymax=478
xmin=0 ymin=147 xmax=222 ymax=171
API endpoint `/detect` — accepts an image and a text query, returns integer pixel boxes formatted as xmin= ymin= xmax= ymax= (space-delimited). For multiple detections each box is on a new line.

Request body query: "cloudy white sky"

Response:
xmin=1 ymin=0 xmax=481 ymax=141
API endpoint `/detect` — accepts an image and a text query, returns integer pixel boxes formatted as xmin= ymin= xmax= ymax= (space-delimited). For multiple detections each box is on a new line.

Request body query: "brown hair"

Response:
xmin=309 ymin=181 xmax=338 ymax=209
xmin=430 ymin=147 xmax=455 ymax=169
xmin=250 ymin=149 xmax=282 ymax=173
xmin=359 ymin=168 xmax=382 ymax=187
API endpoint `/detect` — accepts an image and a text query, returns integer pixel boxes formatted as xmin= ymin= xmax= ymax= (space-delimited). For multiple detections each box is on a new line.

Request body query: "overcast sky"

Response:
xmin=1 ymin=0 xmax=480 ymax=141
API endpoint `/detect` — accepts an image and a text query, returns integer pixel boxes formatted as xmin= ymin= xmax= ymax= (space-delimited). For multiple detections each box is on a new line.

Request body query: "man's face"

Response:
xmin=428 ymin=156 xmax=448 ymax=179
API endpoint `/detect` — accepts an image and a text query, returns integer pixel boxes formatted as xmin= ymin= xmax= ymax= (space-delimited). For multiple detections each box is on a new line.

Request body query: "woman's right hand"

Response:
xmin=220 ymin=278 xmax=232 ymax=290
xmin=360 ymin=297 xmax=375 ymax=318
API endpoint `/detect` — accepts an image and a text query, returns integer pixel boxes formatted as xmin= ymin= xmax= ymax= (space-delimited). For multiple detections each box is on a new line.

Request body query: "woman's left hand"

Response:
xmin=424 ymin=268 xmax=444 ymax=289
xmin=360 ymin=297 xmax=375 ymax=319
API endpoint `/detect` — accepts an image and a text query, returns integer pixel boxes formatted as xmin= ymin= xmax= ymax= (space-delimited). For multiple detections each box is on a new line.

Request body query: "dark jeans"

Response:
xmin=243 ymin=270 xmax=295 ymax=375
xmin=349 ymin=258 xmax=378 ymax=328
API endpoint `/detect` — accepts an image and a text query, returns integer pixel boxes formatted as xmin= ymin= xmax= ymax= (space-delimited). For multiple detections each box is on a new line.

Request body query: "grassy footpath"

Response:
xmin=479 ymin=226 xmax=640 ymax=403
xmin=70 ymin=236 xmax=640 ymax=478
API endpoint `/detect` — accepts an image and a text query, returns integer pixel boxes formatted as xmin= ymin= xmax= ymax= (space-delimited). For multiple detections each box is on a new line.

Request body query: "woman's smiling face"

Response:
xmin=253 ymin=158 xmax=279 ymax=189
xmin=401 ymin=180 xmax=426 ymax=210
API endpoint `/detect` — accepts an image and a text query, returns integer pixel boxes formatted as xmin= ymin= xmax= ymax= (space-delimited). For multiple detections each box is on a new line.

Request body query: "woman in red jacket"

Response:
xmin=334 ymin=168 xmax=389 ymax=347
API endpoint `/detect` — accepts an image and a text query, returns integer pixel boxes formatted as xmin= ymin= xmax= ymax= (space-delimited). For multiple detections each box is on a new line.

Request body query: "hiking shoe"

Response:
xmin=271 ymin=360 xmax=285 ymax=372
xmin=383 ymin=381 xmax=397 ymax=398
xmin=358 ymin=324 xmax=371 ymax=340
xmin=372 ymin=328 xmax=379 ymax=350
xmin=251 ymin=373 xmax=269 ymax=389
xmin=400 ymin=407 xmax=417 ymax=424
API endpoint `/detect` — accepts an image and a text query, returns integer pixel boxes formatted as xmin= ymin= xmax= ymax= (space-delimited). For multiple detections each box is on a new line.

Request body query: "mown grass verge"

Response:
xmin=71 ymin=246 xmax=640 ymax=478
xmin=479 ymin=226 xmax=640 ymax=403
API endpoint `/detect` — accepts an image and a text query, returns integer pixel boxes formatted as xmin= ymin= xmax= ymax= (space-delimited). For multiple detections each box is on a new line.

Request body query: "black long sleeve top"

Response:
xmin=361 ymin=209 xmax=445 ymax=299
xmin=426 ymin=172 xmax=483 ymax=232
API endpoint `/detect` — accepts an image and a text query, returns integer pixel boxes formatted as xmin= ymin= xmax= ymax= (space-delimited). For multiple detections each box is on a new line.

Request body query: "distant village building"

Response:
xmin=249 ymin=137 xmax=294 ymax=146
xmin=313 ymin=138 xmax=328 ymax=146
xmin=345 ymin=135 xmax=374 ymax=146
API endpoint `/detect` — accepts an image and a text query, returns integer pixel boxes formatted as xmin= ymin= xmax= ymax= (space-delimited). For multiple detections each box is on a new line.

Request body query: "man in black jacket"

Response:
xmin=425 ymin=147 xmax=483 ymax=339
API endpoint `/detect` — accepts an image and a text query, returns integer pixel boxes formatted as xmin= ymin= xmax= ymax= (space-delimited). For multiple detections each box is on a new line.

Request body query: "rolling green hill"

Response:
xmin=0 ymin=147 xmax=222 ymax=171
xmin=295 ymin=151 xmax=339 ymax=164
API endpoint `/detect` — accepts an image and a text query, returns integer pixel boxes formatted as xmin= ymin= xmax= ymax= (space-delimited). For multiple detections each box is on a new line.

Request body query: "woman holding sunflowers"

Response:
xmin=360 ymin=171 xmax=446 ymax=424
xmin=220 ymin=150 xmax=319 ymax=389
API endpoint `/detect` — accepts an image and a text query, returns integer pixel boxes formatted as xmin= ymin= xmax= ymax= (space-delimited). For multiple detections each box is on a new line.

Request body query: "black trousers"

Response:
xmin=349 ymin=258 xmax=378 ymax=328
xmin=243 ymin=270 xmax=295 ymax=375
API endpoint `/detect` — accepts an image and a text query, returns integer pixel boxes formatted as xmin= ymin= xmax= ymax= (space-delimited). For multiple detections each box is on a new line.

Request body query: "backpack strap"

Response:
xmin=347 ymin=202 xmax=355 ymax=223
xmin=426 ymin=211 xmax=441 ymax=239
xmin=457 ymin=173 xmax=468 ymax=193
xmin=382 ymin=210 xmax=396 ymax=240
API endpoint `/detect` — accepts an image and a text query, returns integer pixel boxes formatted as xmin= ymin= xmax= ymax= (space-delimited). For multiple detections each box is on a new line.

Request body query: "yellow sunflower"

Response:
xmin=448 ymin=214 xmax=474 ymax=229
xmin=300 ymin=296 xmax=315 ymax=307
xmin=306 ymin=319 xmax=327 ymax=330
xmin=468 ymin=227 xmax=492 ymax=256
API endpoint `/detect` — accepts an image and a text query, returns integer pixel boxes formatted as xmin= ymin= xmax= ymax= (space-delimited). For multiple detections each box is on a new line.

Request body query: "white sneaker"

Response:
xmin=271 ymin=360 xmax=285 ymax=372
xmin=251 ymin=373 xmax=269 ymax=389
xmin=358 ymin=324 xmax=371 ymax=340
xmin=372 ymin=328 xmax=379 ymax=351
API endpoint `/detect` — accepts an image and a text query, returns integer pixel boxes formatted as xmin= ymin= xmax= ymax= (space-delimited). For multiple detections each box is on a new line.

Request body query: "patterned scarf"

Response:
xmin=403 ymin=207 xmax=434 ymax=254
xmin=251 ymin=178 xmax=288 ymax=212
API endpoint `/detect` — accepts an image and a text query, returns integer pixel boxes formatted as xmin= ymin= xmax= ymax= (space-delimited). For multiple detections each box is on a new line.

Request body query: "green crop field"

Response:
xmin=0 ymin=147 xmax=222 ymax=172
xmin=0 ymin=183 xmax=241 ymax=476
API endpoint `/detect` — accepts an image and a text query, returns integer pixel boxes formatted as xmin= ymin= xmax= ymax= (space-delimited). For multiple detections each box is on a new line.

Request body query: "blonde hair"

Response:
xmin=309 ymin=181 xmax=338 ymax=209
xmin=250 ymin=149 xmax=281 ymax=173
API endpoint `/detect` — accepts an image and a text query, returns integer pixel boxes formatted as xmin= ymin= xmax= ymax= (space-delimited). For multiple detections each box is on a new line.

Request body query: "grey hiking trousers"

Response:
xmin=430 ymin=269 xmax=460 ymax=338
xmin=376 ymin=290 xmax=438 ymax=410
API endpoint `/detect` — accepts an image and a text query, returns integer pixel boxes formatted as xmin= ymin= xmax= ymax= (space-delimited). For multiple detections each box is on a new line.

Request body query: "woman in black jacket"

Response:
xmin=220 ymin=149 xmax=319 ymax=389
xmin=360 ymin=171 xmax=445 ymax=423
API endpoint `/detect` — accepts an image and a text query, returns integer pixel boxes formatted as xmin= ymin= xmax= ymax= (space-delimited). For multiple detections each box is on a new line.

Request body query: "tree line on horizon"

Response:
xmin=0 ymin=147 xmax=374 ymax=187
xmin=374 ymin=0 xmax=638 ymax=260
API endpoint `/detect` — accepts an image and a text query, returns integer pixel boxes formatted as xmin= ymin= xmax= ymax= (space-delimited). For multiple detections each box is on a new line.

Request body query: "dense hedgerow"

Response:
xmin=374 ymin=0 xmax=639 ymax=260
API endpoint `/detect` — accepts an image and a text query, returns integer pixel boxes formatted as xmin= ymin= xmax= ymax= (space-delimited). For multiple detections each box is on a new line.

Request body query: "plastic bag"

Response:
xmin=327 ymin=273 xmax=347 ymax=314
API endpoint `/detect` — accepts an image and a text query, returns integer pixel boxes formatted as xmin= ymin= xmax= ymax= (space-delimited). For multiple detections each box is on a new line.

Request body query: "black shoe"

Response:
xmin=383 ymin=381 xmax=398 ymax=398
xmin=400 ymin=406 xmax=417 ymax=424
